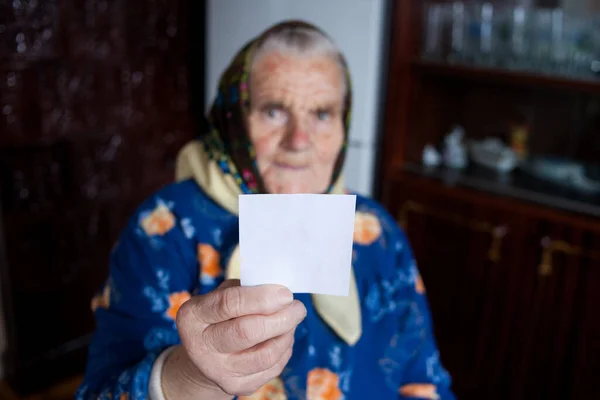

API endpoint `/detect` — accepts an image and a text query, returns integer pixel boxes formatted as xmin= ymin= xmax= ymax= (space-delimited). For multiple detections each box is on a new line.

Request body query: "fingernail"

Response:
xmin=296 ymin=302 xmax=307 ymax=320
xmin=278 ymin=288 xmax=293 ymax=305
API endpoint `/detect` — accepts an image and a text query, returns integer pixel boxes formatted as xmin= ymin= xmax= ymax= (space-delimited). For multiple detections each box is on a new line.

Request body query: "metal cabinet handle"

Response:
xmin=538 ymin=237 xmax=600 ymax=277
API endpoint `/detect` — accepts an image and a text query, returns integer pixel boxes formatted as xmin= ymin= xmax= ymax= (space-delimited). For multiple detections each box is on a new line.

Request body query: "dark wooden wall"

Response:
xmin=0 ymin=0 xmax=204 ymax=394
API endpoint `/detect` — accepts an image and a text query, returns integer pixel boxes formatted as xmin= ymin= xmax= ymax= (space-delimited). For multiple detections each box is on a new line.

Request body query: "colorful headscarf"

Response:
xmin=201 ymin=20 xmax=353 ymax=194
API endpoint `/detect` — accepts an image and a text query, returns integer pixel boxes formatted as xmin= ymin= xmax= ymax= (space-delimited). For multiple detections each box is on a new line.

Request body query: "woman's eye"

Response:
xmin=265 ymin=107 xmax=284 ymax=121
xmin=317 ymin=111 xmax=330 ymax=121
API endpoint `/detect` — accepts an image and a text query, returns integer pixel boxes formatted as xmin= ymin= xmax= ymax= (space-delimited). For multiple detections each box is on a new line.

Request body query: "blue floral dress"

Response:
xmin=76 ymin=179 xmax=455 ymax=400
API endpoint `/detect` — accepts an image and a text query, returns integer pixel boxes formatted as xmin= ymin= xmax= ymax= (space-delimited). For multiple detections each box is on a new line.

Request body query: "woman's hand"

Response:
xmin=161 ymin=280 xmax=306 ymax=399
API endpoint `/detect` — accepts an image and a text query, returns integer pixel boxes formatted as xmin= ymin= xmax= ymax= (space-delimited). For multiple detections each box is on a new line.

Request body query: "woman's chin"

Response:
xmin=264 ymin=180 xmax=326 ymax=194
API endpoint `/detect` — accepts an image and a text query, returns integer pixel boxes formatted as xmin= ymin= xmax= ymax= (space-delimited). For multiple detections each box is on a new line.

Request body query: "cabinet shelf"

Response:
xmin=411 ymin=60 xmax=600 ymax=94
xmin=397 ymin=162 xmax=600 ymax=221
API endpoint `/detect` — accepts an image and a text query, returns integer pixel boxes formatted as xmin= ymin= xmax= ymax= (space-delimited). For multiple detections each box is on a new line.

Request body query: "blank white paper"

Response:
xmin=238 ymin=194 xmax=357 ymax=296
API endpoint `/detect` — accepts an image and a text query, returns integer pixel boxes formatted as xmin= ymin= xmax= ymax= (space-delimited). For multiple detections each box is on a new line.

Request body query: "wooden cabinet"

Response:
xmin=377 ymin=2 xmax=600 ymax=398
xmin=382 ymin=174 xmax=600 ymax=399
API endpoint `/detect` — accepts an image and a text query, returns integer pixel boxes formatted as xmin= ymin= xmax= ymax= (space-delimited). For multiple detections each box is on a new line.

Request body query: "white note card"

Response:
xmin=239 ymin=194 xmax=357 ymax=296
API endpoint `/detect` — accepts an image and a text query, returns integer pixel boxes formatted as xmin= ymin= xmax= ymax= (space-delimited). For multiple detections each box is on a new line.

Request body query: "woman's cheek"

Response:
xmin=252 ymin=133 xmax=278 ymax=158
xmin=316 ymin=130 xmax=344 ymax=162
xmin=253 ymin=136 xmax=281 ymax=176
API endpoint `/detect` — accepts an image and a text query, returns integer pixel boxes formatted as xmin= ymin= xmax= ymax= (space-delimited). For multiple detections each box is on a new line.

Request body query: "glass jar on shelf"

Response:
xmin=530 ymin=8 xmax=553 ymax=73
xmin=507 ymin=6 xmax=530 ymax=70
xmin=466 ymin=2 xmax=496 ymax=67
xmin=591 ymin=17 xmax=600 ymax=78
xmin=448 ymin=2 xmax=468 ymax=64
xmin=494 ymin=4 xmax=518 ymax=69
xmin=568 ymin=17 xmax=596 ymax=79
xmin=549 ymin=9 xmax=569 ymax=75
xmin=422 ymin=2 xmax=446 ymax=61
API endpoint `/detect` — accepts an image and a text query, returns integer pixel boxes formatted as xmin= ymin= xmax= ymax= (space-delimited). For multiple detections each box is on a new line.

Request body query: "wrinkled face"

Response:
xmin=247 ymin=52 xmax=345 ymax=194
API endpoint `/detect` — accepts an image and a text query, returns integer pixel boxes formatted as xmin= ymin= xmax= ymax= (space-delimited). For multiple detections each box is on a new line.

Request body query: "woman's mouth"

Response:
xmin=274 ymin=162 xmax=309 ymax=171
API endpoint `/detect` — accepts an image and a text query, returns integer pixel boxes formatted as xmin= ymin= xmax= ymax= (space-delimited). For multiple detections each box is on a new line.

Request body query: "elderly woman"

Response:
xmin=76 ymin=21 xmax=454 ymax=400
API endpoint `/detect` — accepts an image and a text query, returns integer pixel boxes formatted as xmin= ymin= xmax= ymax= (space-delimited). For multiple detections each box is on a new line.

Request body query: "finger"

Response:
xmin=205 ymin=300 xmax=306 ymax=353
xmin=232 ymin=345 xmax=294 ymax=397
xmin=218 ymin=343 xmax=294 ymax=397
xmin=194 ymin=284 xmax=295 ymax=325
xmin=226 ymin=329 xmax=295 ymax=376
xmin=177 ymin=280 xmax=240 ymax=330
xmin=217 ymin=279 xmax=240 ymax=290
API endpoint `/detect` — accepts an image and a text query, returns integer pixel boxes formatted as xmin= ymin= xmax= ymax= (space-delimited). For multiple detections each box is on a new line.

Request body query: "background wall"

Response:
xmin=206 ymin=0 xmax=391 ymax=197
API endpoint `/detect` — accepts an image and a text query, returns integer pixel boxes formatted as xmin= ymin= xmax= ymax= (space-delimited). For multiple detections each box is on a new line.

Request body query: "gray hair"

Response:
xmin=249 ymin=26 xmax=348 ymax=96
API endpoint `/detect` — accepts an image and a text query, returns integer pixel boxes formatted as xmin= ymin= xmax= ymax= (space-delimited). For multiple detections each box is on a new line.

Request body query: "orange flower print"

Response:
xmin=198 ymin=244 xmax=223 ymax=283
xmin=91 ymin=284 xmax=110 ymax=312
xmin=307 ymin=368 xmax=342 ymax=400
xmin=165 ymin=291 xmax=191 ymax=320
xmin=141 ymin=203 xmax=176 ymax=236
xmin=353 ymin=211 xmax=382 ymax=246
xmin=120 ymin=394 xmax=129 ymax=400
xmin=239 ymin=378 xmax=286 ymax=400
xmin=399 ymin=383 xmax=439 ymax=399
xmin=415 ymin=272 xmax=426 ymax=294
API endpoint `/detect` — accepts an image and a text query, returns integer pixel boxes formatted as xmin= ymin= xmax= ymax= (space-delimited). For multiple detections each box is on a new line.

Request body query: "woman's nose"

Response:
xmin=283 ymin=121 xmax=311 ymax=150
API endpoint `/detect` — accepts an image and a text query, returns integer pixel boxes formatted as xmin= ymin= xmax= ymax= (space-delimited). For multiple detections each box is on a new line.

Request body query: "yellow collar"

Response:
xmin=175 ymin=140 xmax=362 ymax=345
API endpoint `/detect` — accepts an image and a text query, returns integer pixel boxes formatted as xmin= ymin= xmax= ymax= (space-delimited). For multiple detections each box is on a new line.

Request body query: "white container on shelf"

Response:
xmin=468 ymin=137 xmax=518 ymax=173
